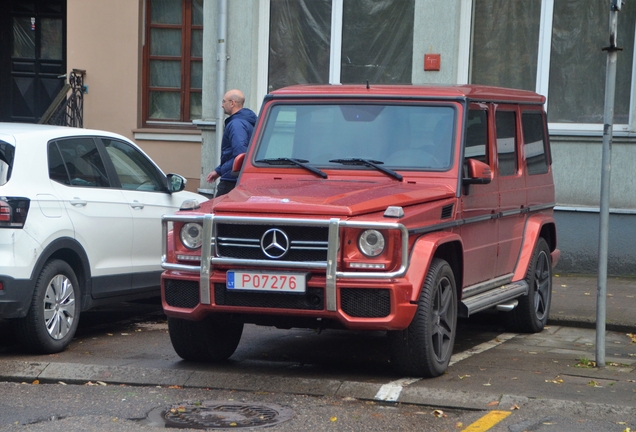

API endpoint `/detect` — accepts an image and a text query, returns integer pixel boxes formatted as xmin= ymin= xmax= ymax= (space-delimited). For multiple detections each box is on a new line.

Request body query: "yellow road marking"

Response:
xmin=462 ymin=411 xmax=512 ymax=431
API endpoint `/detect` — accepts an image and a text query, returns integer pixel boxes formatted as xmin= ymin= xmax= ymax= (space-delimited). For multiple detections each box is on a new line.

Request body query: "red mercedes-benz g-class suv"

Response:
xmin=161 ymin=84 xmax=559 ymax=378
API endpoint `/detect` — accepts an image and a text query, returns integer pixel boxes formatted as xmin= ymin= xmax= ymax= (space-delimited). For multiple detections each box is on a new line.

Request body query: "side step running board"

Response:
xmin=459 ymin=281 xmax=529 ymax=318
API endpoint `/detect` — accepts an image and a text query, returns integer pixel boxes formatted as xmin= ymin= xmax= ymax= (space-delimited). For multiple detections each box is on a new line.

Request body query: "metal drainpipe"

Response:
xmin=215 ymin=0 xmax=228 ymax=187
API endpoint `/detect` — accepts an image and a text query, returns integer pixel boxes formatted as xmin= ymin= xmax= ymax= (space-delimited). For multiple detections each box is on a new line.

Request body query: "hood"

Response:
xmin=207 ymin=177 xmax=455 ymax=217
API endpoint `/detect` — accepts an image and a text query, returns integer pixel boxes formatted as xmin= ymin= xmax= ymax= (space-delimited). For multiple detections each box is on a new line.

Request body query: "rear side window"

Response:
xmin=522 ymin=112 xmax=549 ymax=175
xmin=48 ymin=138 xmax=111 ymax=187
xmin=495 ymin=111 xmax=517 ymax=176
xmin=0 ymin=141 xmax=15 ymax=186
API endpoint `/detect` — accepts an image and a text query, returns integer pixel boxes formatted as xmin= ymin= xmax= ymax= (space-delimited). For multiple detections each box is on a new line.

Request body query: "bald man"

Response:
xmin=206 ymin=89 xmax=257 ymax=197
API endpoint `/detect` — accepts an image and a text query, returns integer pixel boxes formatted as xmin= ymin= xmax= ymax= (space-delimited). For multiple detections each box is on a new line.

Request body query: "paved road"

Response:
xmin=0 ymin=301 xmax=634 ymax=430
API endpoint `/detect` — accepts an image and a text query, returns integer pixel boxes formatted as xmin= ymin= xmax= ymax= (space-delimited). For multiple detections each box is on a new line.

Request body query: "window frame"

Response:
xmin=463 ymin=0 xmax=636 ymax=136
xmin=142 ymin=0 xmax=203 ymax=128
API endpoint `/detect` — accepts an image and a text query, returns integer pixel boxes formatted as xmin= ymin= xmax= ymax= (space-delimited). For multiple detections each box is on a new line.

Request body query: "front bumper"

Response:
xmin=161 ymin=270 xmax=418 ymax=330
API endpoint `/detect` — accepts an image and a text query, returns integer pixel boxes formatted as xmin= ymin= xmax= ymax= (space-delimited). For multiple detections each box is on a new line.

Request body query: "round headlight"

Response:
xmin=180 ymin=223 xmax=203 ymax=249
xmin=358 ymin=229 xmax=385 ymax=257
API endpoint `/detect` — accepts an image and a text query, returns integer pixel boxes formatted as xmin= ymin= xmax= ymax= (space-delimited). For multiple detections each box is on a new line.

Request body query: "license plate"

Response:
xmin=227 ymin=271 xmax=307 ymax=293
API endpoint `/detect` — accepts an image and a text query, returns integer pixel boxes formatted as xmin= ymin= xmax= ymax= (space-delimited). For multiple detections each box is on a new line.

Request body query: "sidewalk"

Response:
xmin=550 ymin=273 xmax=636 ymax=332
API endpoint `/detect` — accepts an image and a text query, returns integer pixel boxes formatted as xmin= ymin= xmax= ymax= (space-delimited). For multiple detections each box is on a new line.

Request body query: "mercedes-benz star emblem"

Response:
xmin=261 ymin=228 xmax=290 ymax=259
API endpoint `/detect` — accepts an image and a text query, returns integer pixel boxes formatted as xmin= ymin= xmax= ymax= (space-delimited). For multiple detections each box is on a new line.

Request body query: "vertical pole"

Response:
xmin=596 ymin=0 xmax=621 ymax=368
xmin=215 ymin=0 xmax=228 ymax=195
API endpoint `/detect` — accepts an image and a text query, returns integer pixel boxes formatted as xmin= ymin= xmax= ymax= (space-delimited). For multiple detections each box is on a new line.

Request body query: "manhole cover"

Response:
xmin=146 ymin=400 xmax=294 ymax=429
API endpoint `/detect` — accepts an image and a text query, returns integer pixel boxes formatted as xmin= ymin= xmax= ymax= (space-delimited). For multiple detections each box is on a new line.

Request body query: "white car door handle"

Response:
xmin=70 ymin=198 xmax=87 ymax=207
xmin=130 ymin=200 xmax=145 ymax=209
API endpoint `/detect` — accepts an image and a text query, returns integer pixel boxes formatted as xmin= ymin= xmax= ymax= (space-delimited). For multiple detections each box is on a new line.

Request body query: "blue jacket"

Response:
xmin=215 ymin=108 xmax=257 ymax=182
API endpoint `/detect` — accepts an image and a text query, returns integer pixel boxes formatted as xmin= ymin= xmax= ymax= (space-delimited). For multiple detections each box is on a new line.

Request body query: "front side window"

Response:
xmin=255 ymin=103 xmax=455 ymax=170
xmin=143 ymin=0 xmax=203 ymax=125
xmin=102 ymin=139 xmax=165 ymax=191
xmin=464 ymin=109 xmax=489 ymax=164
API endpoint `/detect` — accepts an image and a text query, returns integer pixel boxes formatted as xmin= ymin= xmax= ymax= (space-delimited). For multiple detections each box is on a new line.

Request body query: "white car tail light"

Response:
xmin=0 ymin=197 xmax=30 ymax=228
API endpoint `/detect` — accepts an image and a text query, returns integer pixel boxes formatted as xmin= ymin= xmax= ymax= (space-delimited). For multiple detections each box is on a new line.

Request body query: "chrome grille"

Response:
xmin=216 ymin=223 xmax=329 ymax=261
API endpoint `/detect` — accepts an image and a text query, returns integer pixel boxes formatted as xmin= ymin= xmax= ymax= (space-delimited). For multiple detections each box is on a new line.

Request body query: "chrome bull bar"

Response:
xmin=161 ymin=214 xmax=409 ymax=311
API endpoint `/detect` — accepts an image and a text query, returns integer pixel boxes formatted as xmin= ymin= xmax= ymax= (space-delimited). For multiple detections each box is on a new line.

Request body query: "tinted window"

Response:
xmin=50 ymin=138 xmax=111 ymax=187
xmin=464 ymin=109 xmax=488 ymax=164
xmin=102 ymin=139 xmax=165 ymax=191
xmin=0 ymin=141 xmax=14 ymax=186
xmin=522 ymin=112 xmax=549 ymax=175
xmin=496 ymin=111 xmax=517 ymax=176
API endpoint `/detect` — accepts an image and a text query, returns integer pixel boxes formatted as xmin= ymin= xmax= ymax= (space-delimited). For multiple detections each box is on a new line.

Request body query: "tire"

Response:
xmin=168 ymin=316 xmax=243 ymax=362
xmin=388 ymin=258 xmax=457 ymax=378
xmin=16 ymin=259 xmax=80 ymax=354
xmin=508 ymin=237 xmax=552 ymax=333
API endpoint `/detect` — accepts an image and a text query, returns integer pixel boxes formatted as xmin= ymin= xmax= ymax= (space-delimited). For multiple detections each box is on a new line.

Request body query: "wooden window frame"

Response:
xmin=142 ymin=0 xmax=202 ymax=128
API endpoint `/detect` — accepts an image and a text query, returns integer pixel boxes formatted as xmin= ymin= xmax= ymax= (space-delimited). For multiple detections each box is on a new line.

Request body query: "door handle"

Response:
xmin=130 ymin=200 xmax=145 ymax=209
xmin=70 ymin=198 xmax=87 ymax=207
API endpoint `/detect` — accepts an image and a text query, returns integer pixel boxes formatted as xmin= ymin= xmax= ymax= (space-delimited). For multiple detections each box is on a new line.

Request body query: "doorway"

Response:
xmin=0 ymin=0 xmax=66 ymax=123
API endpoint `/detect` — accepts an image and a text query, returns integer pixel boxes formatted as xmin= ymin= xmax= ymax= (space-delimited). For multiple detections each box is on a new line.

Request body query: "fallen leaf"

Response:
xmin=230 ymin=422 xmax=237 ymax=426
xmin=121 ymin=333 xmax=129 ymax=336
xmin=330 ymin=417 xmax=337 ymax=422
xmin=588 ymin=380 xmax=602 ymax=388
xmin=510 ymin=404 xmax=520 ymax=410
xmin=584 ymin=292 xmax=591 ymax=296
xmin=545 ymin=375 xmax=564 ymax=384
xmin=31 ymin=380 xmax=39 ymax=385
xmin=487 ymin=401 xmax=499 ymax=406
xmin=97 ymin=381 xmax=107 ymax=386
xmin=432 ymin=409 xmax=446 ymax=418
xmin=627 ymin=333 xmax=636 ymax=343
xmin=456 ymin=422 xmax=464 ymax=428
xmin=168 ymin=385 xmax=183 ymax=389
xmin=58 ymin=381 xmax=67 ymax=385
xmin=458 ymin=375 xmax=471 ymax=379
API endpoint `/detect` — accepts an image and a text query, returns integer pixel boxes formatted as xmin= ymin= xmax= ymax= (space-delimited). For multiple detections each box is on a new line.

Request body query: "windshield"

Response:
xmin=254 ymin=103 xmax=456 ymax=171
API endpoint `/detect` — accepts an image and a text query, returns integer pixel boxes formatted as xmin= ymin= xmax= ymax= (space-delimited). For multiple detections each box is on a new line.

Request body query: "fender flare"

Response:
xmin=30 ymin=237 xmax=93 ymax=310
xmin=512 ymin=214 xmax=557 ymax=281
xmin=405 ymin=232 xmax=463 ymax=303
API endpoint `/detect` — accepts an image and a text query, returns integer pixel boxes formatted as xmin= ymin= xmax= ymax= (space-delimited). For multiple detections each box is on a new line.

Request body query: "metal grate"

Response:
xmin=146 ymin=401 xmax=294 ymax=429
xmin=216 ymin=223 xmax=328 ymax=261
xmin=341 ymin=288 xmax=391 ymax=318
xmin=441 ymin=204 xmax=454 ymax=219
xmin=214 ymin=284 xmax=324 ymax=310
xmin=164 ymin=279 xmax=199 ymax=309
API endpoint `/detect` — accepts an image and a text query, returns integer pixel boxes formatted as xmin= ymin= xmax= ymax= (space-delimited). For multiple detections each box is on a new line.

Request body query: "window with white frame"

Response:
xmin=267 ymin=0 xmax=414 ymax=92
xmin=470 ymin=0 xmax=636 ymax=130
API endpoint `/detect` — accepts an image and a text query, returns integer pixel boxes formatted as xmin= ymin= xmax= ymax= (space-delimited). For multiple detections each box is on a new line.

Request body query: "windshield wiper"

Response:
xmin=329 ymin=158 xmax=403 ymax=181
xmin=256 ymin=158 xmax=328 ymax=179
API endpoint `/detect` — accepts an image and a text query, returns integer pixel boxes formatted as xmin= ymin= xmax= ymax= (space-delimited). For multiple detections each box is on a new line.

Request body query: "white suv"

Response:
xmin=0 ymin=123 xmax=205 ymax=353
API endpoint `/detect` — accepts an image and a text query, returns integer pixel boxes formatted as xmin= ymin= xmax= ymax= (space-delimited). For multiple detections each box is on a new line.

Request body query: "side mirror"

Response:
xmin=166 ymin=173 xmax=187 ymax=193
xmin=462 ymin=159 xmax=492 ymax=185
xmin=232 ymin=153 xmax=246 ymax=177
